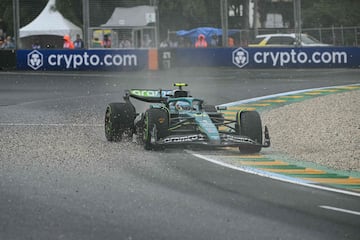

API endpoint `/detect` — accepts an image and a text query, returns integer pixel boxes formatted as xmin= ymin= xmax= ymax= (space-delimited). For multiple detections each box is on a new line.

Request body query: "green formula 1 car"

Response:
xmin=105 ymin=83 xmax=270 ymax=153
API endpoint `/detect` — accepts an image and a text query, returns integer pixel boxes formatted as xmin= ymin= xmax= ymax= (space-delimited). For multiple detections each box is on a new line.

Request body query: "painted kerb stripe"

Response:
xmin=215 ymin=84 xmax=360 ymax=193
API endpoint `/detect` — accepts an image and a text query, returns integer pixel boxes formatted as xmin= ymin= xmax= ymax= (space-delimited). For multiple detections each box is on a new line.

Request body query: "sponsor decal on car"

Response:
xmin=223 ymin=134 xmax=255 ymax=144
xmin=163 ymin=134 xmax=205 ymax=143
xmin=130 ymin=89 xmax=173 ymax=98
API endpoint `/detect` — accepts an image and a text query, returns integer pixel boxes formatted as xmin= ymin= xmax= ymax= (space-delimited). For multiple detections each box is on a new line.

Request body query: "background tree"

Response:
xmin=0 ymin=0 xmax=48 ymax=36
xmin=1 ymin=0 xmax=360 ymax=40
xmin=0 ymin=0 xmax=12 ymax=36
xmin=157 ymin=0 xmax=220 ymax=39
xmin=55 ymin=0 xmax=82 ymax=27
xmin=302 ymin=0 xmax=360 ymax=28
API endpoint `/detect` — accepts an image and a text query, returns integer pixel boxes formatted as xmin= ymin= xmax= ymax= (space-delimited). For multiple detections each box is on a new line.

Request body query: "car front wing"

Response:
xmin=153 ymin=126 xmax=270 ymax=148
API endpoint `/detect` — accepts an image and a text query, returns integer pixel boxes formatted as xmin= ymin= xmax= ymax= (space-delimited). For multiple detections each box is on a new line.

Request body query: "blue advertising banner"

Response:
xmin=173 ymin=47 xmax=360 ymax=68
xmin=17 ymin=49 xmax=148 ymax=71
xmin=16 ymin=47 xmax=360 ymax=70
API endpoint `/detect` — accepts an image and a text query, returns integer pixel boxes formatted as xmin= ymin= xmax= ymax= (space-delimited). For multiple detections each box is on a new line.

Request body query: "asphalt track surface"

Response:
xmin=0 ymin=68 xmax=359 ymax=239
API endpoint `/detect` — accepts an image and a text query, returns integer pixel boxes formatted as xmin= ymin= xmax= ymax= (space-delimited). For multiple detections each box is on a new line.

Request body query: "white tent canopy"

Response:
xmin=98 ymin=5 xmax=158 ymax=48
xmin=20 ymin=0 xmax=82 ymax=40
xmin=101 ymin=5 xmax=156 ymax=27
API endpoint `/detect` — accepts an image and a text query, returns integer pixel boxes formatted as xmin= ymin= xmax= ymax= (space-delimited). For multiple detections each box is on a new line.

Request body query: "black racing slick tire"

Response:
xmin=104 ymin=103 xmax=136 ymax=142
xmin=143 ymin=108 xmax=169 ymax=150
xmin=236 ymin=111 xmax=263 ymax=154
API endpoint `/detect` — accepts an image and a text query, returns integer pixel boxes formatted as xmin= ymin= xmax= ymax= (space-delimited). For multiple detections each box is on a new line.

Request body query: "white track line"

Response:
xmin=189 ymin=151 xmax=360 ymax=197
xmin=219 ymin=83 xmax=360 ymax=107
xmin=3 ymin=83 xmax=359 ymax=196
xmin=188 ymin=84 xmax=360 ymax=197
xmin=319 ymin=205 xmax=360 ymax=216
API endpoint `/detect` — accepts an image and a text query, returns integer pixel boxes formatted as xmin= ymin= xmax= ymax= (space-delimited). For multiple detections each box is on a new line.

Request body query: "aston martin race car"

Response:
xmin=104 ymin=83 xmax=270 ymax=153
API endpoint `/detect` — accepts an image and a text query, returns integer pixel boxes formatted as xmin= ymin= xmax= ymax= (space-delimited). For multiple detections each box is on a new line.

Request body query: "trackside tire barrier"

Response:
xmin=0 ymin=50 xmax=16 ymax=70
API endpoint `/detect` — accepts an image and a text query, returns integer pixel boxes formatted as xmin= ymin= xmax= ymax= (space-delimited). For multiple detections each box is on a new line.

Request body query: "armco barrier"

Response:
xmin=17 ymin=49 xmax=151 ymax=71
xmin=0 ymin=50 xmax=16 ymax=70
xmin=16 ymin=47 xmax=360 ymax=71
xmin=169 ymin=47 xmax=360 ymax=68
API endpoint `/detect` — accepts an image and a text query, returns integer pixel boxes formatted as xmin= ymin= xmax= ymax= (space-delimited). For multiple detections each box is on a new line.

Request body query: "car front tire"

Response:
xmin=236 ymin=110 xmax=263 ymax=153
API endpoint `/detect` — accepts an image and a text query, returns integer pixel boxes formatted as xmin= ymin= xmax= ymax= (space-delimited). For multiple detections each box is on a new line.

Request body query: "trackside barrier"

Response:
xmin=17 ymin=49 xmax=151 ymax=71
xmin=0 ymin=50 xmax=16 ymax=70
xmin=16 ymin=47 xmax=360 ymax=71
xmin=168 ymin=47 xmax=360 ymax=68
xmin=148 ymin=48 xmax=159 ymax=70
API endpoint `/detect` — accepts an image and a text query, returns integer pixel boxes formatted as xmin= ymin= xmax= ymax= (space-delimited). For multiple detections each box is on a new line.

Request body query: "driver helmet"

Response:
xmin=175 ymin=101 xmax=191 ymax=111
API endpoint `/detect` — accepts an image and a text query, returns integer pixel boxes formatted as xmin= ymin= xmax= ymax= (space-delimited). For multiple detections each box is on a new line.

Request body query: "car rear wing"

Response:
xmin=124 ymin=89 xmax=173 ymax=103
xmin=124 ymin=83 xmax=191 ymax=103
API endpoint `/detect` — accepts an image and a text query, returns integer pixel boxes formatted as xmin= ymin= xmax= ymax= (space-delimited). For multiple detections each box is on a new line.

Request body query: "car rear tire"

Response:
xmin=143 ymin=108 xmax=169 ymax=150
xmin=236 ymin=111 xmax=263 ymax=153
xmin=105 ymin=103 xmax=136 ymax=142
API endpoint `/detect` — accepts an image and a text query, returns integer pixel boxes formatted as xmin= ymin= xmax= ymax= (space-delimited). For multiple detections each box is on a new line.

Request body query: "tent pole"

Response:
xmin=13 ymin=0 xmax=20 ymax=49
xmin=82 ymin=0 xmax=90 ymax=49
xmin=220 ymin=0 xmax=228 ymax=47
xmin=154 ymin=1 xmax=159 ymax=48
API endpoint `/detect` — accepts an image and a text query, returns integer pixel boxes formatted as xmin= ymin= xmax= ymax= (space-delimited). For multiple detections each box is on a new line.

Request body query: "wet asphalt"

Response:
xmin=0 ymin=68 xmax=359 ymax=239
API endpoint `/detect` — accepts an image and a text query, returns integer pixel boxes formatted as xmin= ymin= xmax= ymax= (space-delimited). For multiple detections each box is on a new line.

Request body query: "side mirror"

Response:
xmin=216 ymin=106 xmax=227 ymax=111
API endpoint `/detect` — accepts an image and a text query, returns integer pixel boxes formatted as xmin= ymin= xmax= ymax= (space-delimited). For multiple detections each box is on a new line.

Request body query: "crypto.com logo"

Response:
xmin=232 ymin=47 xmax=249 ymax=68
xmin=27 ymin=50 xmax=43 ymax=70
